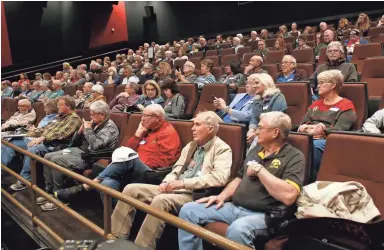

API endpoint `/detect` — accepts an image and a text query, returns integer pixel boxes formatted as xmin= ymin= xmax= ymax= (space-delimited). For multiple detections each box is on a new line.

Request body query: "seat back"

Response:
xmin=211 ymin=66 xmax=223 ymax=80
xmin=205 ymin=50 xmax=218 ymax=57
xmin=173 ymin=59 xmax=187 ymax=69
xmin=286 ymin=43 xmax=293 ymax=55
xmin=317 ymin=132 xmax=384 ymax=216
xmin=2 ymin=99 xmax=19 ymax=121
xmin=237 ymin=87 xmax=246 ymax=93
xmin=114 ymin=84 xmax=126 ymax=97
xmin=123 ymin=113 xmax=143 ymax=145
xmin=379 ymin=89 xmax=384 ymax=110
xmin=109 ymin=112 xmax=129 ymax=145
xmin=265 ymin=50 xmax=285 ymax=64
xmin=219 ymin=43 xmax=231 ymax=49
xmin=317 ymin=47 xmax=327 ymax=65
xmin=178 ymin=83 xmax=199 ymax=115
xmin=63 ymin=85 xmax=77 ymax=97
xmin=292 ymin=48 xmax=315 ymax=64
xmin=99 ymin=73 xmax=109 ymax=83
xmin=262 ymin=64 xmax=279 ymax=80
xmin=242 ymin=52 xmax=257 ymax=65
xmin=287 ymin=132 xmax=313 ymax=185
xmin=361 ymin=56 xmax=384 ymax=98
xmin=296 ymin=63 xmax=314 ymax=77
xmin=284 ymin=37 xmax=295 ymax=47
xmin=367 ymin=26 xmax=384 ymax=38
xmin=31 ymin=102 xmax=45 ymax=126
xmin=339 ymin=82 xmax=368 ymax=129
xmin=103 ymin=85 xmax=116 ymax=103
xmin=306 ymin=41 xmax=315 ymax=48
xmin=372 ymin=33 xmax=384 ymax=43
xmin=221 ymin=54 xmax=239 ymax=66
xmin=266 ymin=39 xmax=276 ymax=47
xmin=276 ymin=82 xmax=311 ymax=126
xmin=190 ymin=51 xmax=204 ymax=59
xmin=194 ymin=84 xmax=228 ymax=116
xmin=351 ymin=43 xmax=382 ymax=73
xmin=168 ymin=120 xmax=194 ymax=148
xmin=238 ymin=47 xmax=252 ymax=58
xmin=221 ymin=48 xmax=235 ymax=56
xmin=188 ymin=58 xmax=201 ymax=69
xmin=205 ymin=56 xmax=220 ymax=67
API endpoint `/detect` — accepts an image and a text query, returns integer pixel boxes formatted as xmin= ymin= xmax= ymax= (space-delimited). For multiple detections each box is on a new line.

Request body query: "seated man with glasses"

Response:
xmin=309 ymin=41 xmax=357 ymax=100
xmin=1 ymin=99 xmax=36 ymax=131
xmin=138 ymin=63 xmax=156 ymax=85
xmin=276 ymin=55 xmax=308 ymax=83
xmin=253 ymin=39 xmax=270 ymax=61
xmin=55 ymin=104 xmax=181 ymax=204
xmin=175 ymin=61 xmax=198 ymax=83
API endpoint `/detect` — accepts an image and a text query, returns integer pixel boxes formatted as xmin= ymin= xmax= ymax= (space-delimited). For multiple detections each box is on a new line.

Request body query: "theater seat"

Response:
xmin=205 ymin=50 xmax=218 ymax=57
xmin=178 ymin=83 xmax=198 ymax=117
xmin=317 ymin=47 xmax=327 ymax=65
xmin=360 ymin=57 xmax=384 ymax=99
xmin=114 ymin=84 xmax=126 ymax=97
xmin=211 ymin=66 xmax=223 ymax=80
xmin=339 ymin=82 xmax=368 ymax=129
xmin=238 ymin=47 xmax=252 ymax=58
xmin=173 ymin=59 xmax=187 ymax=69
xmin=266 ymin=39 xmax=276 ymax=48
xmin=204 ymin=56 xmax=220 ymax=67
xmin=103 ymin=85 xmax=116 ymax=103
xmin=31 ymin=102 xmax=45 ymax=126
xmin=351 ymin=43 xmax=382 ymax=74
xmin=99 ymin=73 xmax=109 ymax=83
xmin=168 ymin=120 xmax=194 ymax=148
xmin=242 ymin=52 xmax=257 ymax=65
xmin=262 ymin=64 xmax=278 ymax=79
xmin=317 ymin=132 xmax=384 ymax=216
xmin=275 ymin=82 xmax=311 ymax=126
xmin=372 ymin=33 xmax=384 ymax=43
xmin=2 ymin=99 xmax=19 ymax=121
xmin=190 ymin=51 xmax=204 ymax=59
xmin=189 ymin=58 xmax=201 ymax=69
xmin=219 ymin=43 xmax=231 ymax=49
xmin=296 ymin=63 xmax=314 ymax=77
xmin=221 ymin=48 xmax=235 ymax=56
xmin=221 ymin=54 xmax=239 ymax=66
xmin=367 ymin=26 xmax=384 ymax=39
xmin=379 ymin=89 xmax=384 ymax=110
xmin=109 ymin=112 xmax=129 ymax=145
xmin=194 ymin=84 xmax=228 ymax=116
xmin=265 ymin=50 xmax=285 ymax=64
xmin=292 ymin=48 xmax=315 ymax=64
xmin=63 ymin=85 xmax=77 ymax=97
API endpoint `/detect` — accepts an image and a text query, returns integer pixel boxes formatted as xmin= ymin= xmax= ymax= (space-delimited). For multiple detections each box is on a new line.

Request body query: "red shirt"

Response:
xmin=124 ymin=121 xmax=181 ymax=169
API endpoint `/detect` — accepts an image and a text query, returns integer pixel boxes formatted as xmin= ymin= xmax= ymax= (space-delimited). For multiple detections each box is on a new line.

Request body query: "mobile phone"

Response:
xmin=212 ymin=95 xmax=217 ymax=100
xmin=176 ymin=66 xmax=180 ymax=71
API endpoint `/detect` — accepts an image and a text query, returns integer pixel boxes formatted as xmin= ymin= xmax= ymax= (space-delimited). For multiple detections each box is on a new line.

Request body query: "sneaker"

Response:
xmin=55 ymin=185 xmax=84 ymax=201
xmin=36 ymin=194 xmax=54 ymax=205
xmin=40 ymin=202 xmax=59 ymax=211
xmin=10 ymin=181 xmax=28 ymax=191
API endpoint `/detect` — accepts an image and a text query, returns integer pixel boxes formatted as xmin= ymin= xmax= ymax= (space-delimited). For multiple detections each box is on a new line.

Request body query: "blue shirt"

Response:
xmin=223 ymin=94 xmax=253 ymax=123
xmin=104 ymin=75 xmax=121 ymax=85
xmin=49 ymin=89 xmax=65 ymax=99
xmin=38 ymin=114 xmax=58 ymax=128
xmin=276 ymin=71 xmax=296 ymax=83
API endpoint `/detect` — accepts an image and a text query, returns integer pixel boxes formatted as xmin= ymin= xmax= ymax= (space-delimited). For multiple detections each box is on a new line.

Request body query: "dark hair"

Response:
xmin=58 ymin=96 xmax=76 ymax=110
xmin=161 ymin=78 xmax=180 ymax=94
xmin=226 ymin=61 xmax=242 ymax=74
xmin=20 ymin=73 xmax=29 ymax=80
xmin=298 ymin=35 xmax=308 ymax=43
xmin=201 ymin=59 xmax=214 ymax=72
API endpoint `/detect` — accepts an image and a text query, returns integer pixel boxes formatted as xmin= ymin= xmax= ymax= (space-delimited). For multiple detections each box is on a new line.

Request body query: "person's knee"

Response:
xmin=179 ymin=202 xmax=202 ymax=221
xmin=150 ymin=194 xmax=168 ymax=209
xmin=101 ymin=179 xmax=120 ymax=191
xmin=226 ymin=221 xmax=251 ymax=241
xmin=314 ymin=140 xmax=326 ymax=150
xmin=121 ymin=184 xmax=141 ymax=197
xmin=44 ymin=152 xmax=56 ymax=161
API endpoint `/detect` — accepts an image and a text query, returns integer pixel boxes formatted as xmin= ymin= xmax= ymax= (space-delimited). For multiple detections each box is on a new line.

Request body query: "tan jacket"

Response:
xmin=2 ymin=109 xmax=36 ymax=130
xmin=162 ymin=136 xmax=232 ymax=190
xmin=296 ymin=181 xmax=381 ymax=223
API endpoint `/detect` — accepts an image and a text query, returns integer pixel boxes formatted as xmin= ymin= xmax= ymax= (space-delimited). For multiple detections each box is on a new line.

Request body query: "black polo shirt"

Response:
xmin=232 ymin=143 xmax=305 ymax=212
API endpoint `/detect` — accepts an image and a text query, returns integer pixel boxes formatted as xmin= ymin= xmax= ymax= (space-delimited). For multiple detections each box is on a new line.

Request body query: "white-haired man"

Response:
xmin=179 ymin=111 xmax=305 ymax=250
xmin=1 ymin=99 xmax=36 ymax=131
xmin=244 ymin=55 xmax=268 ymax=76
xmin=49 ymin=80 xmax=65 ymax=99
xmin=276 ymin=55 xmax=308 ymax=82
xmin=315 ymin=29 xmax=334 ymax=56
xmin=248 ymin=31 xmax=260 ymax=42
xmin=111 ymin=111 xmax=233 ymax=249
xmin=175 ymin=61 xmax=198 ymax=83
xmin=232 ymin=37 xmax=244 ymax=54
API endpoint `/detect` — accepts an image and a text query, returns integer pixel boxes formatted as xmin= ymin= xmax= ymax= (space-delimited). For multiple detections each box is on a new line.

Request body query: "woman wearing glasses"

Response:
xmin=136 ymin=80 xmax=165 ymax=111
xmin=175 ymin=61 xmax=197 ymax=83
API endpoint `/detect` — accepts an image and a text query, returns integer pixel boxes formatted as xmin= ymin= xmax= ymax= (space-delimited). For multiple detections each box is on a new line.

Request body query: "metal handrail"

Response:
xmin=1 ymin=139 xmax=252 ymax=250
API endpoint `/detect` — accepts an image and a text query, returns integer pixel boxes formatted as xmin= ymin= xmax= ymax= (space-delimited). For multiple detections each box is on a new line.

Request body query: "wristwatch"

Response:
xmin=250 ymin=164 xmax=264 ymax=176
xmin=224 ymin=106 xmax=230 ymax=113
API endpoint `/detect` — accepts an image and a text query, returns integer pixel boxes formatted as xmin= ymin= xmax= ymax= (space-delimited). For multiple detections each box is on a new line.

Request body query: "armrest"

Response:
xmin=81 ymin=149 xmax=114 ymax=161
xmin=173 ymin=114 xmax=193 ymax=120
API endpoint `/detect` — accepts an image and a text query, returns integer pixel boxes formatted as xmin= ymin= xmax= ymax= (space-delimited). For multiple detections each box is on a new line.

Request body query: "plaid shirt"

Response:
xmin=27 ymin=111 xmax=82 ymax=142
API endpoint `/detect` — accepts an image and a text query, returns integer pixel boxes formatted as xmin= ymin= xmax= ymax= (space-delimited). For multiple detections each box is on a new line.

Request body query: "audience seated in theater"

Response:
xmin=219 ymin=61 xmax=247 ymax=94
xmin=17 ymin=73 xmax=29 ymax=86
xmin=190 ymin=43 xmax=200 ymax=54
xmin=295 ymin=36 xmax=311 ymax=50
xmin=19 ymin=81 xmax=43 ymax=103
xmin=18 ymin=82 xmax=32 ymax=97
xmin=378 ymin=15 xmax=384 ymax=27
xmin=237 ymin=33 xmax=244 ymax=40
xmin=84 ymin=72 xmax=96 ymax=84
xmin=215 ymin=76 xmax=257 ymax=124
xmin=138 ymin=63 xmax=156 ymax=85
xmin=279 ymin=25 xmax=291 ymax=38
xmin=35 ymin=73 xmax=43 ymax=81
xmin=362 ymin=108 xmax=384 ymax=134
xmin=315 ymin=29 xmax=334 ymax=57
xmin=109 ymin=82 xmax=140 ymax=113
xmin=62 ymin=73 xmax=71 ymax=85
xmin=248 ymin=31 xmax=260 ymax=42
xmin=198 ymin=37 xmax=209 ymax=54
xmin=133 ymin=57 xmax=144 ymax=74
xmin=276 ymin=55 xmax=308 ymax=82
xmin=155 ymin=62 xmax=173 ymax=87
xmin=161 ymin=79 xmax=186 ymax=118
xmin=31 ymin=99 xmax=58 ymax=129
xmin=1 ymin=80 xmax=13 ymax=98
xmin=37 ymin=80 xmax=53 ymax=102
xmin=345 ymin=29 xmax=369 ymax=62
xmin=84 ymin=85 xmax=107 ymax=109
xmin=299 ymin=70 xmax=356 ymax=181
xmin=9 ymin=82 xmax=22 ymax=98
xmin=319 ymin=22 xmax=328 ymax=34
xmin=175 ymin=61 xmax=198 ymax=83
xmin=244 ymin=55 xmax=268 ymax=76
xmin=310 ymin=41 xmax=357 ymax=100
xmin=289 ymin=22 xmax=301 ymax=36
xmin=121 ymin=65 xmax=139 ymax=85
xmin=187 ymin=38 xmax=194 ymax=51
xmin=194 ymin=59 xmax=216 ymax=90
xmin=43 ymin=72 xmax=52 ymax=82
xmin=89 ymin=61 xmax=103 ymax=74
xmin=260 ymin=29 xmax=274 ymax=40
xmin=174 ymin=49 xmax=188 ymax=61
xmin=336 ymin=18 xmax=351 ymax=41
xmin=40 ymin=101 xmax=119 ymax=211
xmin=226 ymin=36 xmax=233 ymax=46
xmin=54 ymin=71 xmax=64 ymax=83
xmin=273 ymin=37 xmax=287 ymax=53
xmin=136 ymin=80 xmax=165 ymax=110
xmin=62 ymin=62 xmax=71 ymax=73
xmin=302 ymin=26 xmax=312 ymax=35
xmin=253 ymin=39 xmax=270 ymax=60
xmin=355 ymin=13 xmax=370 ymax=36
xmin=103 ymin=62 xmax=111 ymax=73
xmin=56 ymin=104 xmax=182 ymax=204
xmin=232 ymin=37 xmax=244 ymax=54
xmin=1 ymin=99 xmax=36 ymax=131
xmin=246 ymin=73 xmax=288 ymax=145
xmin=49 ymin=80 xmax=65 ymax=99
xmin=111 ymin=111 xmax=231 ymax=249
xmin=179 ymin=111 xmax=305 ymax=250
xmin=74 ymin=82 xmax=94 ymax=109
xmin=2 ymin=96 xmax=82 ymax=191
xmin=104 ymin=67 xmax=121 ymax=85
xmin=215 ymin=34 xmax=225 ymax=45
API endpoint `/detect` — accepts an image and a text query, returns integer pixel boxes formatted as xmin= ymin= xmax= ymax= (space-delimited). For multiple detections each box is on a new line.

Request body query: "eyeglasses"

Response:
xmin=281 ymin=61 xmax=293 ymax=64
xmin=259 ymin=43 xmax=265 ymax=46
xmin=256 ymin=126 xmax=275 ymax=131
xmin=327 ymin=49 xmax=341 ymax=54
xmin=142 ymin=113 xmax=157 ymax=118
xmin=146 ymin=88 xmax=156 ymax=92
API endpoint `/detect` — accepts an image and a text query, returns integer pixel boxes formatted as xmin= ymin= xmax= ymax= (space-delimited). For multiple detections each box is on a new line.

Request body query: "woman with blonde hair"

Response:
xmin=336 ymin=18 xmax=350 ymax=41
xmin=279 ymin=25 xmax=290 ymax=38
xmin=246 ymin=73 xmax=288 ymax=145
xmin=155 ymin=62 xmax=173 ymax=87
xmin=104 ymin=67 xmax=121 ymax=85
xmin=355 ymin=13 xmax=371 ymax=36
xmin=84 ymin=85 xmax=107 ymax=108
xmin=136 ymin=80 xmax=165 ymax=111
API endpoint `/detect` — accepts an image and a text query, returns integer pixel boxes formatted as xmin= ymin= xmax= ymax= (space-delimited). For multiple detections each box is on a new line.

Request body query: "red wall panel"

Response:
xmin=1 ymin=2 xmax=12 ymax=67
xmin=89 ymin=1 xmax=128 ymax=48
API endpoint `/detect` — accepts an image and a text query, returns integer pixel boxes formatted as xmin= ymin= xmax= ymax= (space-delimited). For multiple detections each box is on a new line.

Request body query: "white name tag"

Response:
xmin=262 ymin=105 xmax=269 ymax=110
xmin=139 ymin=140 xmax=146 ymax=145
xmin=330 ymin=107 xmax=340 ymax=112
xmin=247 ymin=160 xmax=258 ymax=166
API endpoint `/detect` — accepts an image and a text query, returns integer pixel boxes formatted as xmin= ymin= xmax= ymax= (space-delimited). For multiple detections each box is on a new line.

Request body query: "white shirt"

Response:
xmin=121 ymin=75 xmax=140 ymax=85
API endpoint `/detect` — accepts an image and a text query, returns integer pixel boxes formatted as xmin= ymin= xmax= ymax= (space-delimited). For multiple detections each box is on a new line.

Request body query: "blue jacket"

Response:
xmin=216 ymin=93 xmax=256 ymax=124
xmin=249 ymin=89 xmax=288 ymax=130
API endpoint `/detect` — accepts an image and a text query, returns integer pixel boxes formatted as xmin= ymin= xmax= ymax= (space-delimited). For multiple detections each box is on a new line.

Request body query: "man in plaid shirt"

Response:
xmin=1 ymin=96 xmax=82 ymax=191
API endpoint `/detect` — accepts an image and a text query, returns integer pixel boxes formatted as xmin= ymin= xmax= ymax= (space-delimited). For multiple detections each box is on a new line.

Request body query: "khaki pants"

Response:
xmin=111 ymin=183 xmax=193 ymax=250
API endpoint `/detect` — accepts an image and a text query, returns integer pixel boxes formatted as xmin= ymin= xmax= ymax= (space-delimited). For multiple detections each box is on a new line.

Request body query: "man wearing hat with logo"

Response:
xmin=178 ymin=111 xmax=305 ymax=249
xmin=345 ymin=29 xmax=369 ymax=62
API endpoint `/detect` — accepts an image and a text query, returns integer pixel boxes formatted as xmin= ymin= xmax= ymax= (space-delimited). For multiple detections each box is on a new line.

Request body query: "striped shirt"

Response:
xmin=194 ymin=73 xmax=216 ymax=90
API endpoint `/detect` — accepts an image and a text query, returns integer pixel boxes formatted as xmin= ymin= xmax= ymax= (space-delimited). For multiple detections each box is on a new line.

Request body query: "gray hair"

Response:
xmin=92 ymin=84 xmax=104 ymax=94
xmin=40 ymin=80 xmax=50 ymax=88
xmin=184 ymin=61 xmax=196 ymax=70
xmin=145 ymin=104 xmax=165 ymax=119
xmin=282 ymin=55 xmax=297 ymax=67
xmin=84 ymin=82 xmax=94 ymax=88
xmin=233 ymin=37 xmax=241 ymax=44
xmin=317 ymin=69 xmax=344 ymax=93
xmin=327 ymin=41 xmax=344 ymax=53
xmin=90 ymin=100 xmax=110 ymax=119
xmin=126 ymin=81 xmax=139 ymax=92
xmin=252 ymin=55 xmax=264 ymax=64
xmin=165 ymin=50 xmax=173 ymax=56
xmin=251 ymin=30 xmax=257 ymax=35
xmin=260 ymin=111 xmax=292 ymax=141
xmin=195 ymin=111 xmax=221 ymax=133
xmin=108 ymin=67 xmax=117 ymax=77
xmin=143 ymin=63 xmax=153 ymax=69
xmin=33 ymin=81 xmax=41 ymax=87
xmin=18 ymin=99 xmax=31 ymax=107
xmin=52 ymin=80 xmax=63 ymax=87
xmin=44 ymin=99 xmax=58 ymax=114
xmin=236 ymin=33 xmax=243 ymax=39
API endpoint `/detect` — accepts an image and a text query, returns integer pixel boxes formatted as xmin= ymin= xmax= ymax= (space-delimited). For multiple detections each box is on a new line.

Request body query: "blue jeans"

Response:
xmin=312 ymin=139 xmax=326 ymax=182
xmin=96 ymin=158 xmax=153 ymax=204
xmin=1 ymin=138 xmax=50 ymax=181
xmin=178 ymin=202 xmax=268 ymax=250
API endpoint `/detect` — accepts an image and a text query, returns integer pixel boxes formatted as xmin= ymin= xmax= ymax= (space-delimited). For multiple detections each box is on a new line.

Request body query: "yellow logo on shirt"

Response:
xmin=270 ymin=159 xmax=281 ymax=169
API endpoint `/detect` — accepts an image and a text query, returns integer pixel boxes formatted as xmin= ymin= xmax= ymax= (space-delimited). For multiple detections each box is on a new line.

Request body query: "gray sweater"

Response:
xmin=362 ymin=109 xmax=384 ymax=134
xmin=164 ymin=93 xmax=186 ymax=118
